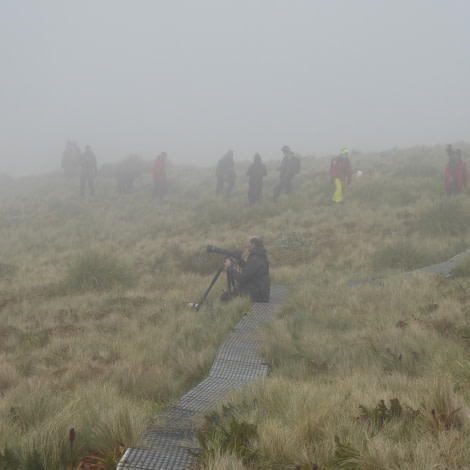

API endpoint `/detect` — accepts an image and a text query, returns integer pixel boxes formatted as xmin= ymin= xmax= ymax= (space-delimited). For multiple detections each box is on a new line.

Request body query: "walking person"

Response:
xmin=153 ymin=152 xmax=167 ymax=198
xmin=246 ymin=153 xmax=267 ymax=206
xmin=445 ymin=146 xmax=468 ymax=196
xmin=273 ymin=145 xmax=301 ymax=200
xmin=80 ymin=145 xmax=98 ymax=196
xmin=330 ymin=148 xmax=352 ymax=203
xmin=216 ymin=150 xmax=237 ymax=199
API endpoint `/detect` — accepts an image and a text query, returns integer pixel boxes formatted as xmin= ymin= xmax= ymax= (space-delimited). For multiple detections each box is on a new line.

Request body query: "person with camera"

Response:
xmin=223 ymin=236 xmax=270 ymax=303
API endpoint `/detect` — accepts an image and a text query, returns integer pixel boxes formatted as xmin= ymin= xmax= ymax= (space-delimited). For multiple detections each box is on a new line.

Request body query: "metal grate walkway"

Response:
xmin=350 ymin=246 xmax=470 ymax=286
xmin=117 ymin=284 xmax=289 ymax=470
xmin=409 ymin=246 xmax=470 ymax=277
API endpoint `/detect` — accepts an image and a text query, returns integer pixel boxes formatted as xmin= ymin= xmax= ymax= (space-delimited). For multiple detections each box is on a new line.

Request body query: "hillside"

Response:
xmin=1 ymin=144 xmax=470 ymax=469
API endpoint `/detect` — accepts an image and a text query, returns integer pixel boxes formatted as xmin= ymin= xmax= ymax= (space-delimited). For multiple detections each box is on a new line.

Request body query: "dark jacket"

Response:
xmin=227 ymin=245 xmax=270 ymax=302
xmin=216 ymin=154 xmax=236 ymax=182
xmin=80 ymin=148 xmax=98 ymax=177
xmin=279 ymin=152 xmax=301 ymax=179
xmin=246 ymin=160 xmax=267 ymax=185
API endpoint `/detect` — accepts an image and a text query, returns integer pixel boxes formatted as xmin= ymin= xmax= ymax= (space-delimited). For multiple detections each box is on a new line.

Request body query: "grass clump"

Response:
xmin=371 ymin=239 xmax=433 ymax=272
xmin=61 ymin=249 xmax=135 ymax=293
xmin=417 ymin=197 xmax=470 ymax=236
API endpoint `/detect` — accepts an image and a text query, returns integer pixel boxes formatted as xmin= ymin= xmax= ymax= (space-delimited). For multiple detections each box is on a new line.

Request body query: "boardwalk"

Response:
xmin=349 ymin=246 xmax=470 ymax=286
xmin=117 ymin=284 xmax=289 ymax=470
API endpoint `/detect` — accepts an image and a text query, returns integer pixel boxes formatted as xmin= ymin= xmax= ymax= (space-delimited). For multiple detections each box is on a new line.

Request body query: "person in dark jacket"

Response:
xmin=80 ymin=145 xmax=98 ymax=196
xmin=216 ymin=150 xmax=237 ymax=199
xmin=246 ymin=153 xmax=267 ymax=206
xmin=223 ymin=236 xmax=270 ymax=302
xmin=273 ymin=145 xmax=301 ymax=200
xmin=61 ymin=139 xmax=81 ymax=180
xmin=153 ymin=152 xmax=167 ymax=198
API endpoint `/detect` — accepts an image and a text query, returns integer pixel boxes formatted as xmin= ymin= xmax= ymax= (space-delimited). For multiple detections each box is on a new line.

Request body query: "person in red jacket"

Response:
xmin=445 ymin=146 xmax=468 ymax=196
xmin=330 ymin=148 xmax=352 ymax=203
xmin=153 ymin=152 xmax=167 ymax=198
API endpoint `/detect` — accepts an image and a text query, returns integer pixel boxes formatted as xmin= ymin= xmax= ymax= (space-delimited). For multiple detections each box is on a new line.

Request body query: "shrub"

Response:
xmin=61 ymin=249 xmax=135 ymax=293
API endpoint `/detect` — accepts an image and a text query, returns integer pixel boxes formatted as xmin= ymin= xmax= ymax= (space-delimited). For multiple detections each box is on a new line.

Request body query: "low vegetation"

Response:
xmin=0 ymin=144 xmax=470 ymax=469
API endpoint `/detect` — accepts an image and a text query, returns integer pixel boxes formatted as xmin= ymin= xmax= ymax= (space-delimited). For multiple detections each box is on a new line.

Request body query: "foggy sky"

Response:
xmin=2 ymin=1 xmax=470 ymax=177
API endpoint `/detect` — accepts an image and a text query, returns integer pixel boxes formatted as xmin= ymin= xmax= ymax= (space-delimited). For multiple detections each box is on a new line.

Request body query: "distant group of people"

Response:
xmin=62 ymin=140 xmax=468 ymax=202
xmin=214 ymin=144 xmax=354 ymax=205
xmin=215 ymin=145 xmax=301 ymax=204
xmin=62 ymin=140 xmax=168 ymax=199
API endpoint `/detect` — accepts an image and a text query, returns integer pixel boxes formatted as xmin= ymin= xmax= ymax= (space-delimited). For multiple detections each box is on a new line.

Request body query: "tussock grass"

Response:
xmin=417 ymin=196 xmax=470 ymax=236
xmin=371 ymin=239 xmax=435 ymax=272
xmin=60 ymin=248 xmax=136 ymax=293
xmin=1 ymin=145 xmax=470 ymax=468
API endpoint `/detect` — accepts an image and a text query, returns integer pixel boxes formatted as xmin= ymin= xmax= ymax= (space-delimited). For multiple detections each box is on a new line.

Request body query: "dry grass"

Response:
xmin=1 ymin=145 xmax=470 ymax=468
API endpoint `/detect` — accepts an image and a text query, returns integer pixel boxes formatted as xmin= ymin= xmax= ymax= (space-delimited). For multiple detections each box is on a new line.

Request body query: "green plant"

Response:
xmin=358 ymin=398 xmax=405 ymax=430
xmin=192 ymin=410 xmax=258 ymax=466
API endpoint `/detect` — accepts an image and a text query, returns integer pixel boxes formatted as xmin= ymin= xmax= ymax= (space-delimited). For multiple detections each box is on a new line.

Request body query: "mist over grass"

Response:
xmin=1 ymin=144 xmax=470 ymax=468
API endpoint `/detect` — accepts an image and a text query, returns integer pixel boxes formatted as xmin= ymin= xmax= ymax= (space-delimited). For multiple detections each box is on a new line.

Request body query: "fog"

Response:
xmin=2 ymin=1 xmax=470 ymax=177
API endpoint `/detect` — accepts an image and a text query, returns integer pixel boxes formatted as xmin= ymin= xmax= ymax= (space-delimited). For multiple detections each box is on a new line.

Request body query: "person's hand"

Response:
xmin=223 ymin=258 xmax=232 ymax=269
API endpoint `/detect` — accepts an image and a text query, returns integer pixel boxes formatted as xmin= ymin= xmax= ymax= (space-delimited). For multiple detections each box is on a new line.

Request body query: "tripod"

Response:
xmin=192 ymin=261 xmax=237 ymax=311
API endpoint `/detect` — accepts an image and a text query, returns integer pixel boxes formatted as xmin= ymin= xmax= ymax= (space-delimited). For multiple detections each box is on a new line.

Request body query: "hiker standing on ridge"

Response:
xmin=80 ymin=145 xmax=98 ymax=196
xmin=246 ymin=153 xmax=267 ymax=206
xmin=445 ymin=146 xmax=468 ymax=196
xmin=216 ymin=150 xmax=236 ymax=199
xmin=153 ymin=152 xmax=167 ymax=198
xmin=61 ymin=139 xmax=81 ymax=180
xmin=330 ymin=148 xmax=352 ymax=203
xmin=273 ymin=145 xmax=301 ymax=200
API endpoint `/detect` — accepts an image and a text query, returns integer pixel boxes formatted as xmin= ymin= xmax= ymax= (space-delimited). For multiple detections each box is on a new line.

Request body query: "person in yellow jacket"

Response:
xmin=330 ymin=148 xmax=352 ymax=203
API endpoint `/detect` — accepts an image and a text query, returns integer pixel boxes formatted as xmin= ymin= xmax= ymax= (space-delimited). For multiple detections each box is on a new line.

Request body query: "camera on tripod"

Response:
xmin=186 ymin=245 xmax=242 ymax=311
xmin=206 ymin=245 xmax=243 ymax=261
